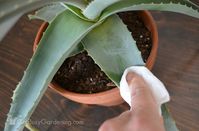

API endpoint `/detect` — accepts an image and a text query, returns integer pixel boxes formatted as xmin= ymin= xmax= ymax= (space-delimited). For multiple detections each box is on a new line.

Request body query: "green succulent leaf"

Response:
xmin=82 ymin=0 xmax=121 ymax=20
xmin=29 ymin=3 xmax=95 ymax=22
xmin=28 ymin=3 xmax=66 ymax=23
xmin=0 ymin=0 xmax=87 ymax=42
xmin=5 ymin=10 xmax=101 ymax=131
xmin=0 ymin=13 xmax=22 ymax=42
xmin=162 ymin=104 xmax=179 ymax=131
xmin=82 ymin=14 xmax=144 ymax=86
xmin=0 ymin=0 xmax=87 ymax=24
xmin=69 ymin=42 xmax=84 ymax=57
xmin=64 ymin=4 xmax=93 ymax=21
xmin=100 ymin=0 xmax=199 ymax=20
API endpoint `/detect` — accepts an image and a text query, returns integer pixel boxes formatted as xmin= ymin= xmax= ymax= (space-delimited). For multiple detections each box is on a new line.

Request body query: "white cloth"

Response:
xmin=119 ymin=66 xmax=170 ymax=115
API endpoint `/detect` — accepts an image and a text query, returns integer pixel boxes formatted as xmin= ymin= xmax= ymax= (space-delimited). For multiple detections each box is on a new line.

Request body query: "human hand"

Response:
xmin=99 ymin=72 xmax=165 ymax=131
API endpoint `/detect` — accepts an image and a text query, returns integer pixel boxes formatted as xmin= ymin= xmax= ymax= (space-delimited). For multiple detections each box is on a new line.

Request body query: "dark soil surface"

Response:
xmin=53 ymin=11 xmax=152 ymax=94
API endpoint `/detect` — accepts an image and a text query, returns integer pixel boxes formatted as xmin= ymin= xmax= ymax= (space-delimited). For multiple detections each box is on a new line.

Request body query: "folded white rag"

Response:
xmin=119 ymin=66 xmax=170 ymax=115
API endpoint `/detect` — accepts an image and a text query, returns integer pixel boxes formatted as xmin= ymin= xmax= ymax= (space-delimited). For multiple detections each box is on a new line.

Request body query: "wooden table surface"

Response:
xmin=0 ymin=10 xmax=199 ymax=131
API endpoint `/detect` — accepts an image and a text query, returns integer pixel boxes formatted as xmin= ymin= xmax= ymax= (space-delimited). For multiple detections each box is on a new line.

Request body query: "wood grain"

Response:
xmin=0 ymin=10 xmax=199 ymax=131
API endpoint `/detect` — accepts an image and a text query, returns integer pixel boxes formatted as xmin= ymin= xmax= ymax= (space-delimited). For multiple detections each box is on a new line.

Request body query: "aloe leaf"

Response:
xmin=100 ymin=0 xmax=199 ymax=20
xmin=28 ymin=3 xmax=66 ymax=23
xmin=0 ymin=0 xmax=87 ymax=42
xmin=82 ymin=0 xmax=121 ymax=20
xmin=65 ymin=0 xmax=87 ymax=10
xmin=69 ymin=43 xmax=84 ymax=57
xmin=28 ymin=2 xmax=95 ymax=23
xmin=5 ymin=10 xmax=101 ymax=131
xmin=63 ymin=4 xmax=92 ymax=21
xmin=82 ymin=14 xmax=144 ymax=86
xmin=162 ymin=104 xmax=179 ymax=131
xmin=0 ymin=13 xmax=22 ymax=42
xmin=0 ymin=0 xmax=87 ymax=24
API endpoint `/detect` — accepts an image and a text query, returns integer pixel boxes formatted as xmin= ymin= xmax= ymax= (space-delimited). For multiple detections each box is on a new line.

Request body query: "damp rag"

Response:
xmin=119 ymin=66 xmax=170 ymax=115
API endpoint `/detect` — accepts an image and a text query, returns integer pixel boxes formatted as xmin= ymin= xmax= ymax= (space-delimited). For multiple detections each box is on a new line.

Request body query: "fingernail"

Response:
xmin=126 ymin=72 xmax=135 ymax=84
xmin=129 ymin=83 xmax=137 ymax=97
xmin=126 ymin=72 xmax=137 ymax=97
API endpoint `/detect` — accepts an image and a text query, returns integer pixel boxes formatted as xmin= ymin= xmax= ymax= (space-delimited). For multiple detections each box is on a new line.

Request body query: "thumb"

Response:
xmin=126 ymin=72 xmax=159 ymax=115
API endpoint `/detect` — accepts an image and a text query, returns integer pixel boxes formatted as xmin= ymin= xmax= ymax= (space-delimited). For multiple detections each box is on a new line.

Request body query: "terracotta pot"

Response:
xmin=33 ymin=11 xmax=158 ymax=106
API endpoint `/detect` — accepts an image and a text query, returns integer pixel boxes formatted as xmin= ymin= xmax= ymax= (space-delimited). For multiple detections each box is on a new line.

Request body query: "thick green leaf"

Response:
xmin=82 ymin=14 xmax=144 ymax=86
xmin=0 ymin=0 xmax=87 ymax=42
xmin=29 ymin=3 xmax=96 ymax=22
xmin=0 ymin=0 xmax=87 ymax=24
xmin=100 ymin=0 xmax=199 ymax=20
xmin=0 ymin=13 xmax=22 ymax=42
xmin=28 ymin=3 xmax=66 ymax=23
xmin=5 ymin=10 xmax=102 ymax=131
xmin=69 ymin=43 xmax=84 ymax=57
xmin=64 ymin=4 xmax=94 ymax=22
xmin=82 ymin=0 xmax=121 ymax=20
xmin=28 ymin=4 xmax=85 ymax=56
xmin=162 ymin=104 xmax=179 ymax=131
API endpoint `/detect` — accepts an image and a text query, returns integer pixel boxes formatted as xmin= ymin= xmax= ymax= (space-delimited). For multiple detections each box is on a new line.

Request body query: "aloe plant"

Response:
xmin=1 ymin=0 xmax=199 ymax=131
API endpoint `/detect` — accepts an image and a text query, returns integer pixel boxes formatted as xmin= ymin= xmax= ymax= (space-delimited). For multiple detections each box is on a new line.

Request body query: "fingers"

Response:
xmin=99 ymin=72 xmax=165 ymax=131
xmin=126 ymin=72 xmax=159 ymax=116
xmin=99 ymin=111 xmax=132 ymax=131
xmin=126 ymin=72 xmax=165 ymax=131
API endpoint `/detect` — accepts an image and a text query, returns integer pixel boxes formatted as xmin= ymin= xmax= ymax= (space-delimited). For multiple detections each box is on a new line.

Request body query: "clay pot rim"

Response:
xmin=33 ymin=10 xmax=158 ymax=103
